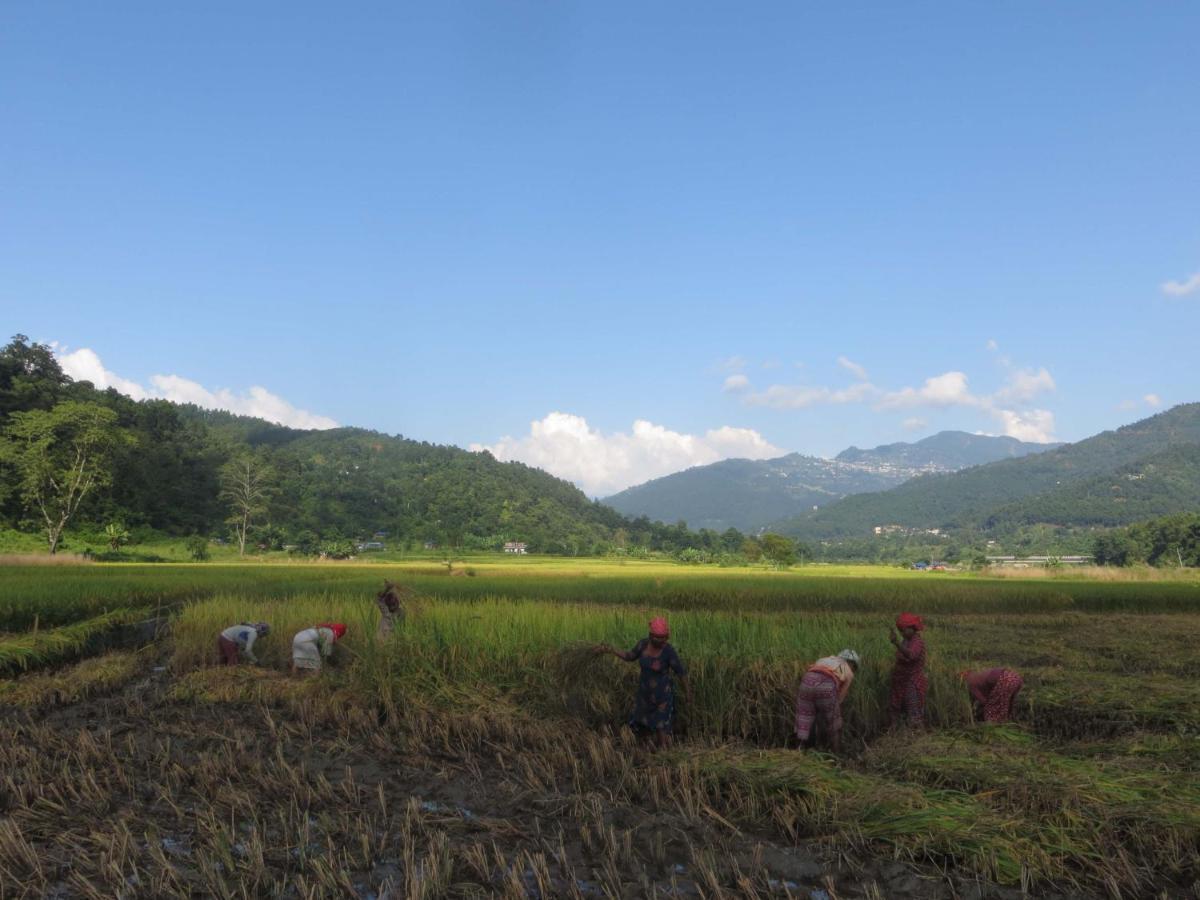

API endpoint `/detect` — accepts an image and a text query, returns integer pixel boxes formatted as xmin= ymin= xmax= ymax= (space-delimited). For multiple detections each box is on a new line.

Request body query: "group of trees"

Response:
xmin=1092 ymin=513 xmax=1200 ymax=567
xmin=0 ymin=335 xmax=764 ymax=559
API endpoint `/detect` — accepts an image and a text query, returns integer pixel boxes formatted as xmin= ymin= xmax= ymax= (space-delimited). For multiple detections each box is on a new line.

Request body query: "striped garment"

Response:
xmin=795 ymin=670 xmax=841 ymax=742
xmin=983 ymin=669 xmax=1024 ymax=722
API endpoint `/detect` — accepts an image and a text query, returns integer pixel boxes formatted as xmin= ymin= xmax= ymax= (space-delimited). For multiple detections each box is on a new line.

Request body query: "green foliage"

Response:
xmin=185 ymin=534 xmax=210 ymax=561
xmin=103 ymin=521 xmax=130 ymax=550
xmin=219 ymin=452 xmax=274 ymax=557
xmin=1094 ymin=512 xmax=1200 ymax=567
xmin=758 ymin=533 xmax=796 ymax=567
xmin=0 ymin=400 xmax=134 ymax=552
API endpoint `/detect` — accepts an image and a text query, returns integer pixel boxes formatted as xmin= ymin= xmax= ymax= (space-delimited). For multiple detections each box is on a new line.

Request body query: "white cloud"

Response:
xmin=55 ymin=346 xmax=338 ymax=430
xmin=1162 ymin=271 xmax=1200 ymax=297
xmin=745 ymin=381 xmax=878 ymax=409
xmin=722 ymin=373 xmax=751 ymax=392
xmin=716 ymin=355 xmax=747 ymax=372
xmin=902 ymin=417 xmax=928 ymax=432
xmin=986 ymin=339 xmax=999 ymax=351
xmin=471 ymin=412 xmax=784 ymax=497
xmin=739 ymin=359 xmax=1059 ymax=443
xmin=879 ymin=371 xmax=974 ymax=409
xmin=56 ymin=348 xmax=151 ymax=401
xmin=994 ymin=367 xmax=1056 ymax=404
xmin=993 ymin=408 xmax=1056 ymax=443
xmin=837 ymin=356 xmax=869 ymax=381
xmin=1144 ymin=393 xmax=1162 ymax=408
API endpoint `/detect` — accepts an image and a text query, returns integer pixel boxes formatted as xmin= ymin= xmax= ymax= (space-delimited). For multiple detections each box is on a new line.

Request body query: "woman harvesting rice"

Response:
xmin=376 ymin=580 xmax=409 ymax=639
xmin=594 ymin=617 xmax=692 ymax=749
xmin=889 ymin=612 xmax=927 ymax=727
xmin=961 ymin=667 xmax=1024 ymax=723
xmin=795 ymin=648 xmax=860 ymax=753
xmin=291 ymin=623 xmax=347 ymax=676
xmin=217 ymin=622 xmax=270 ymax=666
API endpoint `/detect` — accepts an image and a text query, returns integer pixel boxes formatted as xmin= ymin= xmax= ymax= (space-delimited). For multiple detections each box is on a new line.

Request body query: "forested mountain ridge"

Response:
xmin=604 ymin=454 xmax=908 ymax=532
xmin=0 ymin=336 xmax=707 ymax=554
xmin=776 ymin=403 xmax=1200 ymax=539
xmin=836 ymin=431 xmax=1061 ymax=470
xmin=604 ymin=432 xmax=1060 ymax=533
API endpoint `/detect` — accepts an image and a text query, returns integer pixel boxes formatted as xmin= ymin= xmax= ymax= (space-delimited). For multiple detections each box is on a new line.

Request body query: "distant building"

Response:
xmin=985 ymin=555 xmax=1094 ymax=567
xmin=503 ymin=541 xmax=528 ymax=554
xmin=357 ymin=541 xmax=385 ymax=552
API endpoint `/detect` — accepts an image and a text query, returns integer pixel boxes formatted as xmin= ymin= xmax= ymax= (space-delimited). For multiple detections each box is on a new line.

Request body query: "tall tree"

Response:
xmin=760 ymin=533 xmax=798 ymax=567
xmin=219 ymin=453 xmax=273 ymax=557
xmin=0 ymin=334 xmax=71 ymax=418
xmin=0 ymin=401 xmax=131 ymax=553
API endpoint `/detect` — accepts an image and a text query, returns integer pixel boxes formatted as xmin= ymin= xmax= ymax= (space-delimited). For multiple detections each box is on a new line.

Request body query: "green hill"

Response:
xmin=605 ymin=432 xmax=1058 ymax=533
xmin=0 ymin=336 xmax=690 ymax=555
xmin=778 ymin=404 xmax=1200 ymax=539
xmin=605 ymin=454 xmax=907 ymax=532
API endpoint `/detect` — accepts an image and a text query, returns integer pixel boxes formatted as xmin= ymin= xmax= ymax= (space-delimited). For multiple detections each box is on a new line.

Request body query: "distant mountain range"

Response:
xmin=836 ymin=431 xmax=1064 ymax=471
xmin=776 ymin=404 xmax=1200 ymax=540
xmin=604 ymin=431 xmax=1058 ymax=532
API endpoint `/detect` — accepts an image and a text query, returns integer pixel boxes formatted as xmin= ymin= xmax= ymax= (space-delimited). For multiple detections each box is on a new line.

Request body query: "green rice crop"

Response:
xmin=4 ymin=562 xmax=1200 ymax=635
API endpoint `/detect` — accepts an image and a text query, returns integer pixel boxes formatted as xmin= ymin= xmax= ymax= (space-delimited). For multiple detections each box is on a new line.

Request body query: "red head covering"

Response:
xmin=896 ymin=613 xmax=924 ymax=631
xmin=648 ymin=617 xmax=670 ymax=637
xmin=318 ymin=623 xmax=347 ymax=640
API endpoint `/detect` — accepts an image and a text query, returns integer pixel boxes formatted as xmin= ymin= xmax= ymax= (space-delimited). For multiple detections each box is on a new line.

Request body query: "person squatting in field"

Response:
xmin=960 ymin=667 xmax=1024 ymax=723
xmin=794 ymin=648 xmax=860 ymax=753
xmin=889 ymin=612 xmax=927 ymax=727
xmin=594 ymin=617 xmax=692 ymax=749
xmin=376 ymin=580 xmax=408 ymax=639
xmin=217 ymin=622 xmax=270 ymax=665
xmin=291 ymin=623 xmax=346 ymax=675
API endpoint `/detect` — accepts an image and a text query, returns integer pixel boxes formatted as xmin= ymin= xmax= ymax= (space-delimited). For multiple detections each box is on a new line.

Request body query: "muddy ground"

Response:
xmin=0 ymin=660 xmax=1105 ymax=900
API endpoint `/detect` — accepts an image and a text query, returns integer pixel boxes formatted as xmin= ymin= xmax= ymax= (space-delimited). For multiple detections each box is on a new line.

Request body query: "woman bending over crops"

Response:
xmin=960 ymin=667 xmax=1023 ymax=723
xmin=795 ymin=649 xmax=860 ymax=753
xmin=888 ymin=613 xmax=927 ymax=727
xmin=291 ymin=623 xmax=346 ymax=675
xmin=217 ymin=622 xmax=270 ymax=665
xmin=594 ymin=617 xmax=692 ymax=749
xmin=376 ymin=580 xmax=409 ymax=639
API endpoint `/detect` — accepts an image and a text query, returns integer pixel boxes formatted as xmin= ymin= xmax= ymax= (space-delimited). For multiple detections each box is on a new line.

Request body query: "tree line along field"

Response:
xmin=1 ymin=561 xmax=1199 ymax=897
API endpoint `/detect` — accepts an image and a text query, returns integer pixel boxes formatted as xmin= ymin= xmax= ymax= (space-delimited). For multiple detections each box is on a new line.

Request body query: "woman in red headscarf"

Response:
xmin=595 ymin=617 xmax=692 ymax=748
xmin=888 ymin=613 xmax=927 ymax=727
xmin=291 ymin=622 xmax=347 ymax=676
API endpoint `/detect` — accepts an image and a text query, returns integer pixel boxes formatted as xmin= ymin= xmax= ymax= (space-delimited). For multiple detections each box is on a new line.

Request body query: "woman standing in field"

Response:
xmin=291 ymin=623 xmax=347 ymax=675
xmin=217 ymin=622 xmax=270 ymax=665
xmin=888 ymin=613 xmax=927 ymax=727
xmin=960 ymin=667 xmax=1024 ymax=723
xmin=594 ymin=617 xmax=692 ymax=749
xmin=376 ymin=580 xmax=409 ymax=639
xmin=795 ymin=648 xmax=860 ymax=753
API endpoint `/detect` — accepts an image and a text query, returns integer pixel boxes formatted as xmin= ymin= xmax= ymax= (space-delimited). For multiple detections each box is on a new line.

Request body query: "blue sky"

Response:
xmin=3 ymin=3 xmax=1198 ymax=495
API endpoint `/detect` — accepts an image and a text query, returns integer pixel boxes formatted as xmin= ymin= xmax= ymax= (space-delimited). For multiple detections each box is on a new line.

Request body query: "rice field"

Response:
xmin=2 ymin=560 xmax=1199 ymax=897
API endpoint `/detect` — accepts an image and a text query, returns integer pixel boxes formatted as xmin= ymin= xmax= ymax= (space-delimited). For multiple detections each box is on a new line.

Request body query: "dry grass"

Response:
xmin=984 ymin=564 xmax=1189 ymax=581
xmin=0 ymin=552 xmax=91 ymax=566
xmin=0 ymin=650 xmax=145 ymax=708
